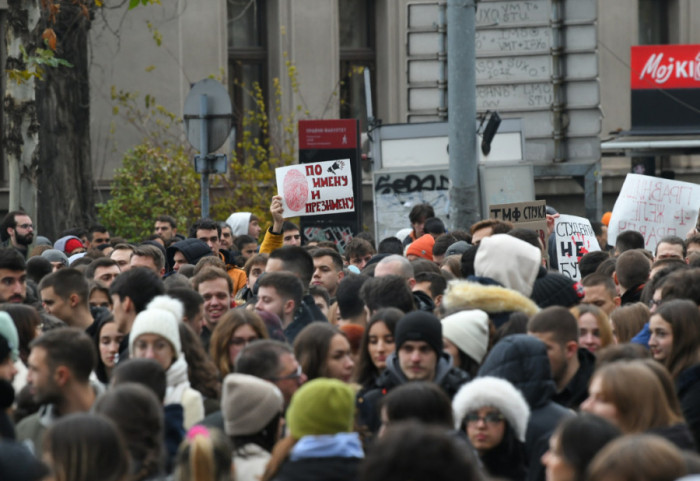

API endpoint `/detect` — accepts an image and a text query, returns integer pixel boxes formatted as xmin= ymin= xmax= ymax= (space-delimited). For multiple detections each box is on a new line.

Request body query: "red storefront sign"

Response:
xmin=631 ymin=44 xmax=700 ymax=89
xmin=298 ymin=119 xmax=358 ymax=150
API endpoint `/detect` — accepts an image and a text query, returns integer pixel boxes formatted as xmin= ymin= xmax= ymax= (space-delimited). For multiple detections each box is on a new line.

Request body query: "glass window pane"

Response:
xmin=638 ymin=0 xmax=668 ymax=45
xmin=228 ymin=0 xmax=262 ymax=48
xmin=339 ymin=0 xmax=370 ymax=48
xmin=340 ymin=62 xmax=374 ymax=132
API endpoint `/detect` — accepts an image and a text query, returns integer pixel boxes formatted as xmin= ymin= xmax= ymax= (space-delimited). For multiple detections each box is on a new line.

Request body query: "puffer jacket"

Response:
xmin=478 ymin=334 xmax=573 ymax=481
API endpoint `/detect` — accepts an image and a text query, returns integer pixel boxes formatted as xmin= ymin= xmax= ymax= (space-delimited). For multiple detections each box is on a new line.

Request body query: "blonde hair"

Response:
xmin=175 ymin=426 xmax=232 ymax=481
xmin=570 ymin=304 xmax=614 ymax=347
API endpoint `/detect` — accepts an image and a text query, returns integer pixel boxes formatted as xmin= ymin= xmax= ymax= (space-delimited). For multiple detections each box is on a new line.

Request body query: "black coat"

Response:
xmin=272 ymin=456 xmax=360 ymax=481
xmin=677 ymin=363 xmax=700 ymax=448
xmin=478 ymin=334 xmax=574 ymax=481
xmin=551 ymin=348 xmax=595 ymax=410
xmin=357 ymin=351 xmax=470 ymax=434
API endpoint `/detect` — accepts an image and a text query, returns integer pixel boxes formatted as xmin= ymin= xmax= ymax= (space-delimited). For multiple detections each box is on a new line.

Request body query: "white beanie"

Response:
xmin=452 ymin=376 xmax=530 ymax=442
xmin=129 ymin=296 xmax=184 ymax=358
xmin=474 ymin=234 xmax=541 ymax=297
xmin=441 ymin=310 xmax=489 ymax=364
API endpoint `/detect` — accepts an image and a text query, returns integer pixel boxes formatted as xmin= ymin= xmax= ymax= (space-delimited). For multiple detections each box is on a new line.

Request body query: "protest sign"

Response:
xmin=276 ymin=159 xmax=355 ymax=217
xmin=608 ymin=174 xmax=700 ymax=252
xmin=489 ymin=200 xmax=548 ymax=245
xmin=555 ymin=214 xmax=600 ymax=280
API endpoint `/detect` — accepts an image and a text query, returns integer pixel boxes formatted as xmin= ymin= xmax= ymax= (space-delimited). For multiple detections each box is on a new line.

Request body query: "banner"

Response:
xmin=276 ymin=159 xmax=355 ymax=217
xmin=555 ymin=214 xmax=600 ymax=280
xmin=608 ymin=174 xmax=700 ymax=252
xmin=489 ymin=200 xmax=547 ymax=246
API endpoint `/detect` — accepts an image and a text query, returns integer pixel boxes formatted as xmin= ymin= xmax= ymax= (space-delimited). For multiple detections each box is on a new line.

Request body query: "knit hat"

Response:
xmin=35 ymin=236 xmax=52 ymax=246
xmin=54 ymin=235 xmax=84 ymax=255
xmin=286 ymin=378 xmax=355 ymax=439
xmin=441 ymin=310 xmax=489 ymax=364
xmin=129 ymin=296 xmax=184 ymax=358
xmin=40 ymin=249 xmax=69 ymax=267
xmin=446 ymin=241 xmax=471 ymax=257
xmin=0 ymin=312 xmax=19 ymax=362
xmin=406 ymin=234 xmax=435 ymax=261
xmin=452 ymin=376 xmax=530 ymax=442
xmin=531 ymin=272 xmax=584 ymax=308
xmin=475 ymin=234 xmax=541 ymax=297
xmin=221 ymin=373 xmax=283 ymax=436
xmin=395 ymin=311 xmax=443 ymax=355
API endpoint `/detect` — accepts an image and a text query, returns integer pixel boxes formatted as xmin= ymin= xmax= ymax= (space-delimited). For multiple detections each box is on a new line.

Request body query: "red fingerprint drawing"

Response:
xmin=283 ymin=169 xmax=308 ymax=211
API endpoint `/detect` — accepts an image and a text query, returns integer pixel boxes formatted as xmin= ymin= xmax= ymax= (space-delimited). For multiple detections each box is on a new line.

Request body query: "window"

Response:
xmin=339 ymin=0 xmax=375 ymax=132
xmin=227 ymin=0 xmax=267 ymax=148
xmin=638 ymin=0 xmax=669 ymax=45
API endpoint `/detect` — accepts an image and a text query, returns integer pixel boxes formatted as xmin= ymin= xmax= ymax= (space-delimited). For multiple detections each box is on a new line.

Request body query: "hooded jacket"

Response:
xmin=166 ymin=238 xmax=213 ymax=271
xmin=443 ymin=281 xmax=540 ymax=328
xmin=475 ymin=234 xmax=541 ymax=297
xmin=272 ymin=433 xmax=363 ymax=481
xmin=226 ymin=212 xmax=252 ymax=236
xmin=478 ymin=334 xmax=573 ymax=481
xmin=356 ymin=351 xmax=470 ymax=434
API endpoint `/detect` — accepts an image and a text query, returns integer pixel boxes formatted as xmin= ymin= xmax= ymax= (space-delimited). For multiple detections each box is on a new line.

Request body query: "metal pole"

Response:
xmin=447 ymin=0 xmax=480 ymax=230
xmin=199 ymin=94 xmax=210 ymax=218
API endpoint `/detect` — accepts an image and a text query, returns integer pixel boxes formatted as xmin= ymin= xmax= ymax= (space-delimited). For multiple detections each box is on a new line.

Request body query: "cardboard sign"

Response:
xmin=276 ymin=159 xmax=355 ymax=217
xmin=489 ymin=200 xmax=548 ymax=245
xmin=608 ymin=174 xmax=700 ymax=252
xmin=555 ymin=215 xmax=601 ymax=280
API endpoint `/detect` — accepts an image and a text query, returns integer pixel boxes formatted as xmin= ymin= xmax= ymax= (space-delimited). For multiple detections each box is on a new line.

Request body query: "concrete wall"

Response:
xmin=89 ymin=0 xmax=227 ymax=185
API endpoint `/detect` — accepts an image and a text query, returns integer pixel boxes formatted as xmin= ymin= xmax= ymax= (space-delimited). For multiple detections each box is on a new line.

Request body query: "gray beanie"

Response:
xmin=41 ymin=249 xmax=69 ymax=266
xmin=222 ymin=373 xmax=284 ymax=436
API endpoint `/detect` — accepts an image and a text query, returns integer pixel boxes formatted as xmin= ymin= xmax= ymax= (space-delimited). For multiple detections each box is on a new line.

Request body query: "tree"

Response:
xmin=4 ymin=0 xmax=96 ymax=239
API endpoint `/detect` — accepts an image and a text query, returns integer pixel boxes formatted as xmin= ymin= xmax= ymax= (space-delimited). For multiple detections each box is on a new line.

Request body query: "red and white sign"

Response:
xmin=299 ymin=119 xmax=358 ymax=150
xmin=276 ymin=159 xmax=355 ymax=217
xmin=631 ymin=44 xmax=700 ymax=89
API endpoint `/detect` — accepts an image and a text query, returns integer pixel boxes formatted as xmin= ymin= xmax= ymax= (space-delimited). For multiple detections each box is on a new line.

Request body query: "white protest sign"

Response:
xmin=608 ymin=174 xmax=700 ymax=252
xmin=555 ymin=214 xmax=600 ymax=280
xmin=276 ymin=159 xmax=355 ymax=217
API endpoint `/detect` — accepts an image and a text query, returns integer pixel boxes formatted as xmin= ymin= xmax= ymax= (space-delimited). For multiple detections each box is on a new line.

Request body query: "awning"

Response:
xmin=601 ymin=134 xmax=700 ymax=157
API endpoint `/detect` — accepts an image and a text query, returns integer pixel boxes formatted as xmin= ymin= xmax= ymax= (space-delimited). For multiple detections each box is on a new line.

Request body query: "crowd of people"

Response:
xmin=0 ymin=196 xmax=700 ymax=481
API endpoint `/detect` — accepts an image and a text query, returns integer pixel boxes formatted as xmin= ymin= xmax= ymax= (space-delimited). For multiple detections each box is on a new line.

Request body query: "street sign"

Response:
xmin=184 ymin=78 xmax=232 ymax=153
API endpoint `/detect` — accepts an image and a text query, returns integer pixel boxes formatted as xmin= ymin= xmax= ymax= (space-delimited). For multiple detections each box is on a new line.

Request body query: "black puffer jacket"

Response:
xmin=478 ymin=334 xmax=573 ymax=481
xmin=356 ymin=351 xmax=470 ymax=433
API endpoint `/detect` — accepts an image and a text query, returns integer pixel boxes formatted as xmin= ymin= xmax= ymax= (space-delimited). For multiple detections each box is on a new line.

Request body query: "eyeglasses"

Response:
xmin=267 ymin=364 xmax=303 ymax=381
xmin=649 ymin=299 xmax=662 ymax=308
xmin=465 ymin=412 xmax=505 ymax=425
xmin=17 ymin=224 xmax=33 ymax=230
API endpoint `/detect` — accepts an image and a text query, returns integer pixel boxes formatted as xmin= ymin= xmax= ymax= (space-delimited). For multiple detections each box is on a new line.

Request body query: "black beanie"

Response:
xmin=395 ymin=311 xmax=443 ymax=355
xmin=531 ymin=272 xmax=584 ymax=308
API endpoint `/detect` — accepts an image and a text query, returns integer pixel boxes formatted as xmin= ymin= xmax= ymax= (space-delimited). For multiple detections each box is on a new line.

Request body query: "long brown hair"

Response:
xmin=610 ymin=302 xmax=650 ymax=343
xmin=209 ymin=309 xmax=269 ymax=377
xmin=594 ymin=361 xmax=682 ymax=433
xmin=656 ymin=299 xmax=700 ymax=379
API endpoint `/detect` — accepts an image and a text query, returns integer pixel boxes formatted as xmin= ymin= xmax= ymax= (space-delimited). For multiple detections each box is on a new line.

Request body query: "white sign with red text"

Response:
xmin=608 ymin=174 xmax=700 ymax=252
xmin=555 ymin=215 xmax=601 ymax=280
xmin=276 ymin=159 xmax=355 ymax=217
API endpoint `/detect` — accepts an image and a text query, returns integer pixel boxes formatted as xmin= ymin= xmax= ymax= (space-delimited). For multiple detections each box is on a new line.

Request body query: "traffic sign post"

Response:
xmin=184 ymin=79 xmax=233 ymax=218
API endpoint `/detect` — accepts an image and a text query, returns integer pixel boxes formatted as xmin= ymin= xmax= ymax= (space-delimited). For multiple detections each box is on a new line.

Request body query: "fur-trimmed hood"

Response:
xmin=443 ymin=280 xmax=540 ymax=317
xmin=452 ymin=376 xmax=530 ymax=442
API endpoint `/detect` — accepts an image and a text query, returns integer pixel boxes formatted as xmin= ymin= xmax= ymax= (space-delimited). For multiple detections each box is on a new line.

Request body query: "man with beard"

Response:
xmin=16 ymin=328 xmax=101 ymax=454
xmin=0 ymin=211 xmax=34 ymax=258
xmin=0 ymin=248 xmax=26 ymax=303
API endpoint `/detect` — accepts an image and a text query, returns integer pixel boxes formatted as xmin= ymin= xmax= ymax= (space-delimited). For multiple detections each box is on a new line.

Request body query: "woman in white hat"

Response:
xmin=130 ymin=295 xmax=204 ymax=429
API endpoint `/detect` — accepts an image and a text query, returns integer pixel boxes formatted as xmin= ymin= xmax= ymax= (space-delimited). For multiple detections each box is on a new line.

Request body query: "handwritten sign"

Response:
xmin=276 ymin=159 xmax=355 ymax=217
xmin=489 ymin=200 xmax=548 ymax=245
xmin=555 ymin=215 xmax=600 ymax=280
xmin=608 ymin=174 xmax=700 ymax=252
